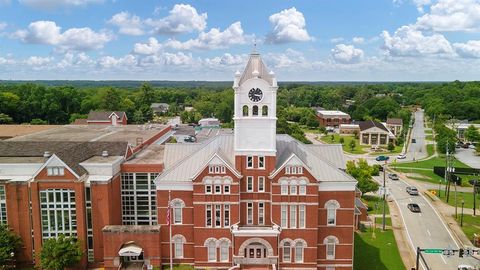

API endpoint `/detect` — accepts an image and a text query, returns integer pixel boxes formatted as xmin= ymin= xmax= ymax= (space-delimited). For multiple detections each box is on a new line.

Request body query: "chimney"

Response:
xmin=43 ymin=151 xmax=51 ymax=158
xmin=102 ymin=150 xmax=109 ymax=157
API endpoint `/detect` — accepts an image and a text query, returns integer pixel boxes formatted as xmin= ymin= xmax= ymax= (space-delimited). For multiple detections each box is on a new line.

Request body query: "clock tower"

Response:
xmin=233 ymin=51 xmax=278 ymax=156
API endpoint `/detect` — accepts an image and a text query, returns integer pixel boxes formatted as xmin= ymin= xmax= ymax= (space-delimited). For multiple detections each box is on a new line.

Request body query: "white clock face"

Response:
xmin=248 ymin=88 xmax=263 ymax=102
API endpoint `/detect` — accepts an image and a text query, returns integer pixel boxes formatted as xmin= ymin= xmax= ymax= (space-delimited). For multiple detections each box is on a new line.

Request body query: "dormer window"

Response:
xmin=47 ymin=166 xmax=64 ymax=176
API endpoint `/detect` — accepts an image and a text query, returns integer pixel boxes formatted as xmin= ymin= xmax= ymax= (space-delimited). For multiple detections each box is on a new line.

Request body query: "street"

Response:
xmin=405 ymin=109 xmax=428 ymax=162
xmin=376 ymin=174 xmax=479 ymax=269
xmin=455 ymin=148 xmax=480 ymax=169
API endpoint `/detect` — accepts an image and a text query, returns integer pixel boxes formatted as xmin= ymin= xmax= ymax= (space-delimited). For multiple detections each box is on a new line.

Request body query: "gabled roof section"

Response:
xmin=358 ymin=120 xmax=388 ymax=132
xmin=239 ymin=53 xmax=274 ymax=86
xmin=269 ymin=153 xmax=316 ymax=179
xmin=190 ymin=149 xmax=241 ymax=180
xmin=87 ymin=111 xmax=127 ymax=121
xmin=33 ymin=154 xmax=80 ymax=179
xmin=157 ymin=134 xmax=235 ymax=183
xmin=275 ymin=135 xmax=355 ymax=182
xmin=386 ymin=118 xmax=403 ymax=125
xmin=0 ymin=141 xmax=128 ymax=176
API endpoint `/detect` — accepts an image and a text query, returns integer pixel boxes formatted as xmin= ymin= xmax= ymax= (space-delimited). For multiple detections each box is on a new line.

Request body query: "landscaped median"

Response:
xmin=319 ymin=134 xmax=367 ymax=154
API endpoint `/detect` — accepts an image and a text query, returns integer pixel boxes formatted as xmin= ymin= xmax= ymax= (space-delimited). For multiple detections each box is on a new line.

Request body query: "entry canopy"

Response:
xmin=118 ymin=242 xmax=143 ymax=257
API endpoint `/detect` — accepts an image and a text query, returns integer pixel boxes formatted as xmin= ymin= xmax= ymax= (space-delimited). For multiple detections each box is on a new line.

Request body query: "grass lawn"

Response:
xmin=354 ymin=230 xmax=405 ymax=270
xmin=455 ymin=214 xmax=480 ymax=243
xmin=363 ymin=195 xmax=390 ymax=215
xmin=300 ymin=125 xmax=321 ymax=134
xmin=426 ymin=144 xmax=435 ymax=157
xmin=425 ymin=129 xmax=433 ymax=135
xmin=320 ymin=134 xmax=367 ymax=154
xmin=438 ymin=190 xmax=478 ymax=210
xmin=392 ymin=156 xmax=469 ymax=169
xmin=369 ymin=144 xmax=403 ymax=156
xmin=425 ymin=134 xmax=433 ymax=141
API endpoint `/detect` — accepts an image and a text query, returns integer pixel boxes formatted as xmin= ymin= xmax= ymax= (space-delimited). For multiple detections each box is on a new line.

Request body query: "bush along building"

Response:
xmin=0 ymin=51 xmax=357 ymax=270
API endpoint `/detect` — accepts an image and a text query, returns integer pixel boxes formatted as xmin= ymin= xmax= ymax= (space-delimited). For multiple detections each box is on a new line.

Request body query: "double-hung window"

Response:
xmin=206 ymin=205 xmax=212 ymax=227
xmin=258 ymin=156 xmax=265 ymax=169
xmin=281 ymin=205 xmax=288 ymax=228
xmin=258 ymin=176 xmax=265 ymax=192
xmin=215 ymin=205 xmax=221 ymax=227
xmin=299 ymin=205 xmax=306 ymax=228
xmin=247 ymin=156 xmax=253 ymax=168
xmin=247 ymin=202 xmax=253 ymax=225
xmin=224 ymin=205 xmax=230 ymax=227
xmin=290 ymin=205 xmax=297 ymax=228
xmin=258 ymin=202 xmax=265 ymax=225
xmin=247 ymin=176 xmax=253 ymax=192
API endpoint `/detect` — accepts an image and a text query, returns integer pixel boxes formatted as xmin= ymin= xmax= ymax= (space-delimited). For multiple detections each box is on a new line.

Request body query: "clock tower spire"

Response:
xmin=233 ymin=51 xmax=278 ymax=156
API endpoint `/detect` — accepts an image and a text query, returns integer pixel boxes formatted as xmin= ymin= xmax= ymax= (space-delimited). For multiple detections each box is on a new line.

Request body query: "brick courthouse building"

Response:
xmin=0 ymin=52 xmax=357 ymax=270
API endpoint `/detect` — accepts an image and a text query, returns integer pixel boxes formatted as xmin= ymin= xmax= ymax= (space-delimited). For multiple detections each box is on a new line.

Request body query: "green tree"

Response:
xmin=0 ymin=113 xmax=13 ymax=124
xmin=346 ymin=159 xmax=379 ymax=194
xmin=30 ymin=118 xmax=48 ymax=125
xmin=138 ymin=83 xmax=155 ymax=107
xmin=330 ymin=134 xmax=335 ymax=142
xmin=464 ymin=125 xmax=480 ymax=143
xmin=349 ymin=139 xmax=356 ymax=151
xmin=69 ymin=113 xmax=87 ymax=124
xmin=387 ymin=142 xmax=395 ymax=151
xmin=0 ymin=224 xmax=22 ymax=267
xmin=40 ymin=235 xmax=82 ymax=270
xmin=339 ymin=137 xmax=345 ymax=145
xmin=133 ymin=110 xmax=145 ymax=124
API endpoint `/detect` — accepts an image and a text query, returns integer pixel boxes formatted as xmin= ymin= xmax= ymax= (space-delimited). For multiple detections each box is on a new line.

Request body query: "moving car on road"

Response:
xmin=397 ymin=153 xmax=406 ymax=159
xmin=407 ymin=203 xmax=421 ymax=212
xmin=388 ymin=173 xmax=399 ymax=180
xmin=376 ymin=155 xmax=389 ymax=162
xmin=406 ymin=186 xmax=419 ymax=195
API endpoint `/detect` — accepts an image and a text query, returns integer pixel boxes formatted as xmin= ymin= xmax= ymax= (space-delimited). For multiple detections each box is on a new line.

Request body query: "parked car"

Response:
xmin=406 ymin=186 xmax=419 ymax=195
xmin=463 ymin=143 xmax=470 ymax=149
xmin=397 ymin=154 xmax=407 ymax=159
xmin=469 ymin=144 xmax=476 ymax=149
xmin=388 ymin=173 xmax=399 ymax=180
xmin=411 ymin=138 xmax=416 ymax=143
xmin=407 ymin=203 xmax=421 ymax=212
xmin=458 ymin=265 xmax=475 ymax=270
xmin=376 ymin=155 xmax=389 ymax=162
xmin=184 ymin=135 xmax=196 ymax=142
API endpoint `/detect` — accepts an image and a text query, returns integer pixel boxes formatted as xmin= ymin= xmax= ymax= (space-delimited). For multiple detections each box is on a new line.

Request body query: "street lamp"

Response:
xmin=461 ymin=199 xmax=465 ymax=227
xmin=438 ymin=179 xmax=442 ymax=198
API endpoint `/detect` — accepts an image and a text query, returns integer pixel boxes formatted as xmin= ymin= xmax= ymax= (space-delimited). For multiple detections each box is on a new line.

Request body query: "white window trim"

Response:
xmin=206 ymin=205 xmax=212 ymax=227
xmin=223 ymin=185 xmax=230 ymax=194
xmin=205 ymin=185 xmax=212 ymax=194
xmin=258 ymin=202 xmax=264 ymax=225
xmin=258 ymin=156 xmax=265 ymax=169
xmin=224 ymin=205 xmax=230 ymax=227
xmin=258 ymin=176 xmax=265 ymax=192
xmin=299 ymin=205 xmax=306 ymax=229
xmin=208 ymin=241 xmax=217 ymax=262
xmin=326 ymin=240 xmax=336 ymax=259
xmin=281 ymin=205 xmax=288 ymax=228
xmin=283 ymin=243 xmax=291 ymax=262
xmin=247 ymin=176 xmax=253 ymax=192
xmin=247 ymin=202 xmax=253 ymax=225
xmin=290 ymin=205 xmax=297 ymax=228
xmin=220 ymin=241 xmax=229 ymax=262
xmin=246 ymin=156 xmax=254 ymax=169
xmin=215 ymin=205 xmax=222 ymax=227
xmin=173 ymin=202 xmax=183 ymax=224
xmin=295 ymin=242 xmax=304 ymax=263
xmin=214 ymin=185 xmax=222 ymax=194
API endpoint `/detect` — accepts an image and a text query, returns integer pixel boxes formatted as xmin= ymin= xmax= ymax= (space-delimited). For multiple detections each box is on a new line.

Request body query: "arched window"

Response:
xmin=207 ymin=240 xmax=217 ymax=262
xmin=219 ymin=240 xmax=229 ymax=262
xmin=325 ymin=200 xmax=340 ymax=226
xmin=324 ymin=236 xmax=339 ymax=260
xmin=172 ymin=235 xmax=185 ymax=258
xmin=252 ymin=105 xmax=258 ymax=116
xmin=283 ymin=242 xmax=291 ymax=262
xmin=171 ymin=199 xmax=185 ymax=224
xmin=295 ymin=241 xmax=304 ymax=262
xmin=290 ymin=180 xmax=298 ymax=195
xmin=280 ymin=180 xmax=288 ymax=195
xmin=299 ymin=180 xmax=307 ymax=195
xmin=243 ymin=105 xmax=249 ymax=116
xmin=262 ymin=105 xmax=268 ymax=116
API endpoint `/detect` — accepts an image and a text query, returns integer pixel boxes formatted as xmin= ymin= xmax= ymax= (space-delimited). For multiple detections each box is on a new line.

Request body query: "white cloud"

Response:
xmin=0 ymin=56 xmax=16 ymax=65
xmin=330 ymin=37 xmax=344 ymax=43
xmin=107 ymin=11 xmax=144 ymax=36
xmin=164 ymin=21 xmax=247 ymax=50
xmin=267 ymin=7 xmax=312 ymax=43
xmin=453 ymin=40 xmax=480 ymax=58
xmin=14 ymin=20 xmax=113 ymax=51
xmin=0 ymin=0 xmax=11 ymax=5
xmin=393 ymin=0 xmax=431 ymax=13
xmin=266 ymin=48 xmax=321 ymax=69
xmin=133 ymin=37 xmax=162 ymax=55
xmin=98 ymin=54 xmax=137 ymax=69
xmin=331 ymin=44 xmax=364 ymax=63
xmin=352 ymin=37 xmax=365 ymax=44
xmin=25 ymin=56 xmax=52 ymax=66
xmin=146 ymin=4 xmax=207 ymax=35
xmin=415 ymin=0 xmax=480 ymax=32
xmin=382 ymin=25 xmax=453 ymax=56
xmin=0 ymin=22 xmax=7 ymax=31
xmin=19 ymin=0 xmax=103 ymax=9
xmin=204 ymin=53 xmax=247 ymax=68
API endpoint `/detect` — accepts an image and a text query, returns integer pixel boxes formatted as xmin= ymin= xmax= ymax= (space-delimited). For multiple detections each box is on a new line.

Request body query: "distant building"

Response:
xmin=449 ymin=122 xmax=480 ymax=140
xmin=316 ymin=110 xmax=351 ymax=127
xmin=198 ymin=117 xmax=220 ymax=127
xmin=87 ymin=111 xmax=127 ymax=125
xmin=358 ymin=120 xmax=395 ymax=146
xmin=386 ymin=118 xmax=403 ymax=136
xmin=151 ymin=103 xmax=170 ymax=115
xmin=339 ymin=124 xmax=360 ymax=134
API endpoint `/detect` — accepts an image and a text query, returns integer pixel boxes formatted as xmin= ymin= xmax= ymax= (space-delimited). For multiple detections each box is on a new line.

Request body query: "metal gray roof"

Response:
xmin=239 ymin=53 xmax=274 ymax=86
xmin=87 ymin=111 xmax=126 ymax=121
xmin=157 ymin=133 xmax=355 ymax=184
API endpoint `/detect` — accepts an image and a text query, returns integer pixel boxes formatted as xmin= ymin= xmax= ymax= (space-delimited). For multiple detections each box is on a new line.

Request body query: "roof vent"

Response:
xmin=43 ymin=151 xmax=51 ymax=158
xmin=102 ymin=150 xmax=109 ymax=157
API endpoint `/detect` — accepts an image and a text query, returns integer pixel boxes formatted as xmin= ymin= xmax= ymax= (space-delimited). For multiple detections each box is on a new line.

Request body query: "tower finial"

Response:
xmin=252 ymin=38 xmax=257 ymax=54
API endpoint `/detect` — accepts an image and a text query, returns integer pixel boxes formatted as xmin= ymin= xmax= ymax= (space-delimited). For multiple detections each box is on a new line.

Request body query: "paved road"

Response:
xmin=376 ymin=174 xmax=479 ymax=269
xmin=455 ymin=148 xmax=480 ymax=169
xmin=405 ymin=109 xmax=428 ymax=162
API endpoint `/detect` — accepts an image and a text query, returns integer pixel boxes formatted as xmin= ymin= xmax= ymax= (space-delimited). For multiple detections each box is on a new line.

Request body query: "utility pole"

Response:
xmin=383 ymin=161 xmax=387 ymax=231
xmin=474 ymin=178 xmax=477 ymax=216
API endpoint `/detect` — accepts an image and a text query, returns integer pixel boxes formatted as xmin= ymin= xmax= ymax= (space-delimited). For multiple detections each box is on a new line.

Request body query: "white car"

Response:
xmin=469 ymin=144 xmax=476 ymax=150
xmin=458 ymin=265 xmax=475 ymax=270
xmin=397 ymin=154 xmax=407 ymax=159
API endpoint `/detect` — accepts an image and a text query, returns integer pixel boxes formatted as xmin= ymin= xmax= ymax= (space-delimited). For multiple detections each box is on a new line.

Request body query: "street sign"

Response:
xmin=424 ymin=249 xmax=443 ymax=254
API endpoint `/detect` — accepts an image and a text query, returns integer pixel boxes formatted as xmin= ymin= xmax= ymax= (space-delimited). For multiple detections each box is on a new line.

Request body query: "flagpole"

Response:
xmin=169 ymin=190 xmax=173 ymax=270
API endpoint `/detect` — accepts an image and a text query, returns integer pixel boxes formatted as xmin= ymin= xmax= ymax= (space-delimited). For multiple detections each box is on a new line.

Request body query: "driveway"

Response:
xmin=455 ymin=148 xmax=480 ymax=169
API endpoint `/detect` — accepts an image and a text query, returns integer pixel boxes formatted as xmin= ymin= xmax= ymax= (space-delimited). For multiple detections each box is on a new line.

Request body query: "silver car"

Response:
xmin=406 ymin=186 xmax=418 ymax=195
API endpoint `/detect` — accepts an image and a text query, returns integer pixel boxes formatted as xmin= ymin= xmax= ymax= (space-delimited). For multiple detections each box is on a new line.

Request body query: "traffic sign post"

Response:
xmin=424 ymin=249 xmax=443 ymax=254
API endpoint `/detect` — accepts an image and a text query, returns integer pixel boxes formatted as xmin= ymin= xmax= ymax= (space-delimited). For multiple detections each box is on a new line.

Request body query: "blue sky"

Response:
xmin=1 ymin=0 xmax=480 ymax=81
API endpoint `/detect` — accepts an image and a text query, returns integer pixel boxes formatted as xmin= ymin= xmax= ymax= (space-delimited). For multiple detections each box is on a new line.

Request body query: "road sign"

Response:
xmin=424 ymin=249 xmax=443 ymax=254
